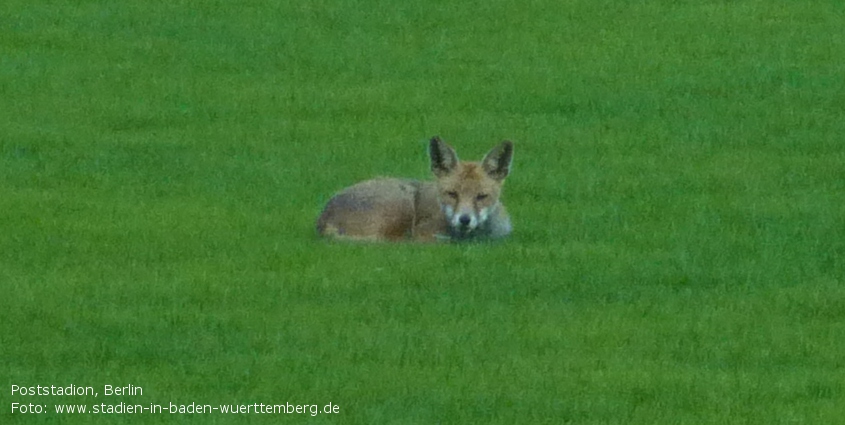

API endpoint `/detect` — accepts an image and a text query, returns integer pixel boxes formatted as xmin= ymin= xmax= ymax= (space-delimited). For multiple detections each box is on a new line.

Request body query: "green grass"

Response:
xmin=2 ymin=0 xmax=844 ymax=423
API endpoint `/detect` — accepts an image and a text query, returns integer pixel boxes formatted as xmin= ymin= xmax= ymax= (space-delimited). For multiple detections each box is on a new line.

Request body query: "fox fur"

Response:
xmin=316 ymin=137 xmax=514 ymax=242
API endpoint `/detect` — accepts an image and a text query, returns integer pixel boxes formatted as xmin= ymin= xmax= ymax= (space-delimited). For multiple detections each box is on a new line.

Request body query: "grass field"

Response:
xmin=2 ymin=0 xmax=844 ymax=423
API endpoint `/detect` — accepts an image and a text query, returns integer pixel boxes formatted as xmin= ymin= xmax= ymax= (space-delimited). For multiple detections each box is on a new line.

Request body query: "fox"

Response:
xmin=316 ymin=136 xmax=514 ymax=242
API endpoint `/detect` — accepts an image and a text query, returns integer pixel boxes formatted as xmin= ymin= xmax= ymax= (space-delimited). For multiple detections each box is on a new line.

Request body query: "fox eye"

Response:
xmin=476 ymin=194 xmax=489 ymax=201
xmin=445 ymin=191 xmax=459 ymax=199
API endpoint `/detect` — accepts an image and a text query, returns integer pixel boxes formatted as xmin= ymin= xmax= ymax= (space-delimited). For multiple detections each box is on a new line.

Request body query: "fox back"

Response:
xmin=316 ymin=137 xmax=514 ymax=242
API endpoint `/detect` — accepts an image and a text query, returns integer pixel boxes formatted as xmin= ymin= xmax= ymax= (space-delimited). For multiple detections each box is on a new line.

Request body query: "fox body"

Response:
xmin=316 ymin=137 xmax=514 ymax=242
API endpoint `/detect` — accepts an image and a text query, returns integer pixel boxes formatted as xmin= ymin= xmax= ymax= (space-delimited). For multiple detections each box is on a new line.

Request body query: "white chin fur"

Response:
xmin=478 ymin=207 xmax=489 ymax=223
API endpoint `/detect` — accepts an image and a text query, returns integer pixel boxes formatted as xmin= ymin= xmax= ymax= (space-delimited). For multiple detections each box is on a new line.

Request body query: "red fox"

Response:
xmin=316 ymin=137 xmax=514 ymax=242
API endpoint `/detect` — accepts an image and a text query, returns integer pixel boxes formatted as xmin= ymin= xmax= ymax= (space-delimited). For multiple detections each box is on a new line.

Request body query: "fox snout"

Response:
xmin=458 ymin=214 xmax=472 ymax=227
xmin=443 ymin=204 xmax=483 ymax=233
xmin=453 ymin=213 xmax=477 ymax=234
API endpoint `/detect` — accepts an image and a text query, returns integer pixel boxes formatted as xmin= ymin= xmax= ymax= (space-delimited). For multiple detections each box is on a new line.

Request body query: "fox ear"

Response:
xmin=429 ymin=136 xmax=459 ymax=177
xmin=482 ymin=141 xmax=513 ymax=181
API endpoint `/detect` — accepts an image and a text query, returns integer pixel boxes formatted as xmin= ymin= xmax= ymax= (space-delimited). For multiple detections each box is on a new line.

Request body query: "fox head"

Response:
xmin=429 ymin=136 xmax=513 ymax=238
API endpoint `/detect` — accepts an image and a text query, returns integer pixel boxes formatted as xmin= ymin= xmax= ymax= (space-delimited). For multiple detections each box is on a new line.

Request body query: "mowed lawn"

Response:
xmin=2 ymin=0 xmax=844 ymax=423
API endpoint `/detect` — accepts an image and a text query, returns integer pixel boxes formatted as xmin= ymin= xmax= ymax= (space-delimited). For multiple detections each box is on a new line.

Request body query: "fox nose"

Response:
xmin=459 ymin=215 xmax=471 ymax=226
